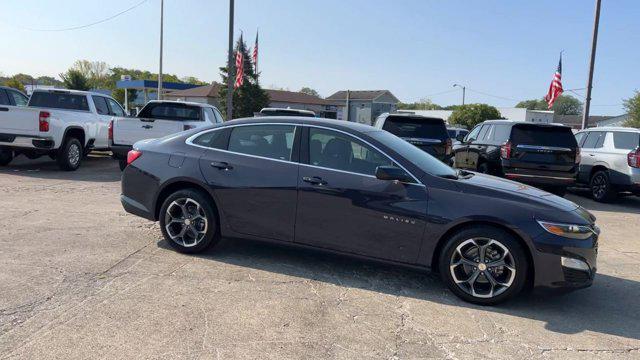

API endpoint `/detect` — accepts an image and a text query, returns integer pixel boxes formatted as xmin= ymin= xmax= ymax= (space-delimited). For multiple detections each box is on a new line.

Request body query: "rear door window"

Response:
xmin=491 ymin=124 xmax=511 ymax=143
xmin=510 ymin=124 xmax=577 ymax=148
xmin=613 ymin=132 xmax=640 ymax=150
xmin=582 ymin=131 xmax=605 ymax=149
xmin=382 ymin=116 xmax=448 ymax=140
xmin=478 ymin=124 xmax=492 ymax=142
xmin=228 ymin=125 xmax=296 ymax=161
xmin=29 ymin=92 xmax=90 ymax=111
xmin=92 ymin=96 xmax=110 ymax=115
xmin=7 ymin=90 xmax=28 ymax=106
xmin=0 ymin=90 xmax=10 ymax=105
xmin=139 ymin=103 xmax=202 ymax=121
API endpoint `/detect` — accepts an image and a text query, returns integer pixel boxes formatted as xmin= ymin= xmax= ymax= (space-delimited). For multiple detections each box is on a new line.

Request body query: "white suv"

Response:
xmin=575 ymin=127 xmax=640 ymax=202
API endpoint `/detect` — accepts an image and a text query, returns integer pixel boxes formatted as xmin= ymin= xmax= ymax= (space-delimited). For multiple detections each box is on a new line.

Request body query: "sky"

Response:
xmin=0 ymin=0 xmax=638 ymax=115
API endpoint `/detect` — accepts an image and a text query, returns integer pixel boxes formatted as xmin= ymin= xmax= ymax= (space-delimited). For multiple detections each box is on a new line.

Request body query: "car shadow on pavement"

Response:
xmin=162 ymin=236 xmax=640 ymax=341
xmin=567 ymin=192 xmax=640 ymax=214
xmin=0 ymin=152 xmax=121 ymax=183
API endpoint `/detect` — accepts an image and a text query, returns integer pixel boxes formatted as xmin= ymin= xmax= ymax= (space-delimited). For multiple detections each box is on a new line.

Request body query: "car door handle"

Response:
xmin=210 ymin=161 xmax=233 ymax=170
xmin=142 ymin=125 xmax=153 ymax=129
xmin=302 ymin=176 xmax=327 ymax=185
xmin=0 ymin=107 xmax=8 ymax=112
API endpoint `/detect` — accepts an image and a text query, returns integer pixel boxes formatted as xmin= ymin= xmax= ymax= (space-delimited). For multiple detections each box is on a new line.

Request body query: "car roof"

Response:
xmin=481 ymin=119 xmax=571 ymax=129
xmin=145 ymin=100 xmax=214 ymax=108
xmin=383 ymin=113 xmax=445 ymax=121
xmin=222 ymin=116 xmax=381 ymax=134
xmin=31 ymin=88 xmax=111 ymax=97
xmin=578 ymin=126 xmax=640 ymax=133
xmin=260 ymin=107 xmax=315 ymax=115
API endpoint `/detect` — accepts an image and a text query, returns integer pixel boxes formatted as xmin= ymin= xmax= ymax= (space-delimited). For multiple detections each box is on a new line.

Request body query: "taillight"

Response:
xmin=108 ymin=120 xmax=114 ymax=141
xmin=628 ymin=148 xmax=640 ymax=168
xmin=445 ymin=138 xmax=452 ymax=155
xmin=575 ymin=147 xmax=581 ymax=164
xmin=39 ymin=111 xmax=50 ymax=132
xmin=500 ymin=141 xmax=512 ymax=159
xmin=183 ymin=124 xmax=195 ymax=131
xmin=127 ymin=150 xmax=142 ymax=165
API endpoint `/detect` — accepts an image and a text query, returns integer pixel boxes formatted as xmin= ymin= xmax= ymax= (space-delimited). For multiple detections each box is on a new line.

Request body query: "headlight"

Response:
xmin=537 ymin=220 xmax=597 ymax=240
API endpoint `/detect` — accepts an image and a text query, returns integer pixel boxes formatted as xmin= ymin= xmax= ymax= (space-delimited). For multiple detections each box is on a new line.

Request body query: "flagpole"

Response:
xmin=226 ymin=0 xmax=234 ymax=120
xmin=581 ymin=0 xmax=602 ymax=130
xmin=157 ymin=0 xmax=164 ymax=100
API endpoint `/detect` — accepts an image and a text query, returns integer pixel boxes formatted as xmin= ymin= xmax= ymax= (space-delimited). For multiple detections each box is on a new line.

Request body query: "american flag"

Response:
xmin=252 ymin=30 xmax=259 ymax=74
xmin=544 ymin=54 xmax=563 ymax=109
xmin=234 ymin=36 xmax=244 ymax=89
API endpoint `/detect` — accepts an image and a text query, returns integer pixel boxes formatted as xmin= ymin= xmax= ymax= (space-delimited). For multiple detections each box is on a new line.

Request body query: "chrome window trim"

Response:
xmin=185 ymin=122 xmax=424 ymax=185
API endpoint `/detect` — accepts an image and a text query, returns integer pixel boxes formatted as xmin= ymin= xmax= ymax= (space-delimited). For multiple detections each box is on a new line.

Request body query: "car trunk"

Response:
xmin=382 ymin=116 xmax=449 ymax=159
xmin=113 ymin=118 xmax=186 ymax=146
xmin=507 ymin=124 xmax=578 ymax=172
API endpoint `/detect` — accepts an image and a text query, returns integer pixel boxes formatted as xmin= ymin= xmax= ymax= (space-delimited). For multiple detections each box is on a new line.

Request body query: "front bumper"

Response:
xmin=532 ymin=231 xmax=598 ymax=290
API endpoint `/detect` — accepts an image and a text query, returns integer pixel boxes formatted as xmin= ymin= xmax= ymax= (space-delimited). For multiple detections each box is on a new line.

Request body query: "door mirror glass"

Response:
xmin=375 ymin=166 xmax=413 ymax=182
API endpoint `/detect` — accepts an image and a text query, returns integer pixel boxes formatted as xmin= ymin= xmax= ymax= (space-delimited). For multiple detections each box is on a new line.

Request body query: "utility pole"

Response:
xmin=453 ymin=84 xmax=466 ymax=105
xmin=582 ymin=0 xmax=602 ymax=130
xmin=345 ymin=90 xmax=350 ymax=122
xmin=226 ymin=0 xmax=235 ymax=120
xmin=157 ymin=0 xmax=164 ymax=101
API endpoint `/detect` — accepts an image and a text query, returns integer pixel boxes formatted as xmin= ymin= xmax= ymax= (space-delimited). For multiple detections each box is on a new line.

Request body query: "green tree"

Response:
xmin=60 ymin=69 xmax=91 ymax=91
xmin=3 ymin=77 xmax=26 ymax=93
xmin=515 ymin=95 xmax=582 ymax=115
xmin=71 ymin=60 xmax=110 ymax=88
xmin=448 ymin=104 xmax=502 ymax=129
xmin=36 ymin=76 xmax=63 ymax=87
xmin=181 ymin=76 xmax=208 ymax=85
xmin=300 ymin=87 xmax=320 ymax=97
xmin=398 ymin=98 xmax=443 ymax=110
xmin=218 ymin=37 xmax=270 ymax=118
xmin=623 ymin=91 xmax=640 ymax=128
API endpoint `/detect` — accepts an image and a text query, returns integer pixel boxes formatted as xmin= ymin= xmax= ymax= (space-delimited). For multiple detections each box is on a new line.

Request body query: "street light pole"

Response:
xmin=157 ymin=0 xmax=164 ymax=101
xmin=581 ymin=0 xmax=602 ymax=130
xmin=226 ymin=0 xmax=235 ymax=120
xmin=453 ymin=84 xmax=466 ymax=105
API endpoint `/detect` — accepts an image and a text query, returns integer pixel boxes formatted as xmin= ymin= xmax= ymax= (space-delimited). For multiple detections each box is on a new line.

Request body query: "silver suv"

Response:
xmin=575 ymin=127 xmax=640 ymax=202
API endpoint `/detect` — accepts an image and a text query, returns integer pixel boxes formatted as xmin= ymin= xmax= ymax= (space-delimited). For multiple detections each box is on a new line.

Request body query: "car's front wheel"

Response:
xmin=439 ymin=226 xmax=528 ymax=305
xmin=159 ymin=189 xmax=219 ymax=254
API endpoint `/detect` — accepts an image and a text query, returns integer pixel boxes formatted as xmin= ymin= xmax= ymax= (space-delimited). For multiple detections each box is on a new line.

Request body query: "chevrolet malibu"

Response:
xmin=120 ymin=117 xmax=598 ymax=305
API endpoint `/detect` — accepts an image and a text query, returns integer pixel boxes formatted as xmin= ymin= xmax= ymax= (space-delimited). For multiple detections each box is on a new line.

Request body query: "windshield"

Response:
xmin=511 ymin=124 xmax=577 ymax=148
xmin=382 ymin=116 xmax=448 ymax=140
xmin=28 ymin=92 xmax=89 ymax=111
xmin=369 ymin=130 xmax=458 ymax=178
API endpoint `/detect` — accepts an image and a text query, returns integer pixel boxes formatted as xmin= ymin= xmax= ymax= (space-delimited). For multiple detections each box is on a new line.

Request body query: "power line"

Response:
xmin=465 ymin=88 xmax=517 ymax=102
xmin=421 ymin=89 xmax=459 ymax=98
xmin=1 ymin=0 xmax=148 ymax=32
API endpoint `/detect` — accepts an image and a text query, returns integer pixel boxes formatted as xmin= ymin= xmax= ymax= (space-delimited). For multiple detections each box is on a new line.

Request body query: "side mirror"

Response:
xmin=456 ymin=134 xmax=466 ymax=142
xmin=375 ymin=166 xmax=413 ymax=183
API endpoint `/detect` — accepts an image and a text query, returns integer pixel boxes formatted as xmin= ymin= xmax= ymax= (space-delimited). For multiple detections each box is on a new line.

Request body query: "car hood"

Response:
xmin=455 ymin=172 xmax=579 ymax=212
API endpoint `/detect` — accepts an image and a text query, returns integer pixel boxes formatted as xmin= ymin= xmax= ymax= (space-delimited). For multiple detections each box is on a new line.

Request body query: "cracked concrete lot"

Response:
xmin=1 ymin=154 xmax=639 ymax=359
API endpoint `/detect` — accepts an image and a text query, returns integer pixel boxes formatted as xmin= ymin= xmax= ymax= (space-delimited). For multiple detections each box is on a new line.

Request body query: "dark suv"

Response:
xmin=374 ymin=113 xmax=452 ymax=162
xmin=453 ymin=120 xmax=579 ymax=196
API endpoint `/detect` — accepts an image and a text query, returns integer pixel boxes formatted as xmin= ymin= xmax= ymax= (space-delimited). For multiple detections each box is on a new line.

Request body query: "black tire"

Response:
xmin=118 ymin=159 xmax=127 ymax=171
xmin=438 ymin=226 xmax=529 ymax=305
xmin=0 ymin=149 xmax=13 ymax=166
xmin=56 ymin=137 xmax=83 ymax=171
xmin=590 ymin=170 xmax=616 ymax=202
xmin=477 ymin=162 xmax=490 ymax=174
xmin=548 ymin=186 xmax=567 ymax=197
xmin=159 ymin=189 xmax=219 ymax=254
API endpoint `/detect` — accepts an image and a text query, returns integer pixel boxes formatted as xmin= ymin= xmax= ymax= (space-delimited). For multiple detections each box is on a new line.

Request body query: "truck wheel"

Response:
xmin=0 ymin=149 xmax=13 ymax=166
xmin=590 ymin=170 xmax=616 ymax=202
xmin=56 ymin=138 xmax=83 ymax=171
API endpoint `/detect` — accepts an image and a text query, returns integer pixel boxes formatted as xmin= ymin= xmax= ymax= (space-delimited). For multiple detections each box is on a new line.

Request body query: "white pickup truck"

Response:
xmin=110 ymin=100 xmax=224 ymax=169
xmin=0 ymin=89 xmax=126 ymax=170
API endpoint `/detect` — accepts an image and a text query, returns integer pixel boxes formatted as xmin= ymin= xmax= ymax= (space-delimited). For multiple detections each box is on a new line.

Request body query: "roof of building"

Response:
xmin=553 ymin=114 xmax=612 ymax=127
xmin=326 ymin=90 xmax=400 ymax=103
xmin=264 ymin=89 xmax=329 ymax=105
xmin=116 ymin=79 xmax=201 ymax=91
xmin=165 ymin=83 xmax=222 ymax=98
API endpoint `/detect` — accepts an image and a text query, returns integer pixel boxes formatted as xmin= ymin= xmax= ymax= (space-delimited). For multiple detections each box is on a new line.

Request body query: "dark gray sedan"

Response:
xmin=120 ymin=117 xmax=599 ymax=305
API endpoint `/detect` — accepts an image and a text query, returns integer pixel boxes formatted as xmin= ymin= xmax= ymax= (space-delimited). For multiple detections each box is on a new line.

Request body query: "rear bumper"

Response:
xmin=0 ymin=133 xmax=56 ymax=150
xmin=502 ymin=163 xmax=577 ymax=187
xmin=121 ymin=194 xmax=155 ymax=221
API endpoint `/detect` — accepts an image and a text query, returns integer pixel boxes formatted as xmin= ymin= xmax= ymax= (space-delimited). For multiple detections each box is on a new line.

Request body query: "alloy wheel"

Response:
xmin=164 ymin=198 xmax=208 ymax=247
xmin=449 ymin=238 xmax=516 ymax=299
xmin=591 ymin=174 xmax=607 ymax=199
xmin=68 ymin=143 xmax=81 ymax=167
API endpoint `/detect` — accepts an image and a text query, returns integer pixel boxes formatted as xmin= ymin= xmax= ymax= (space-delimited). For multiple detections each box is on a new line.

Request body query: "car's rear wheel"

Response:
xmin=56 ymin=137 xmax=83 ymax=171
xmin=590 ymin=170 xmax=616 ymax=202
xmin=439 ymin=226 xmax=528 ymax=305
xmin=0 ymin=149 xmax=13 ymax=166
xmin=159 ymin=189 xmax=219 ymax=254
